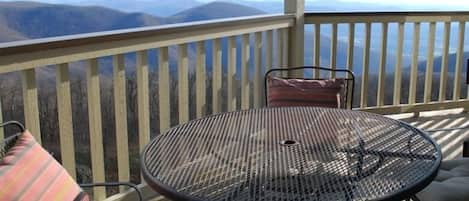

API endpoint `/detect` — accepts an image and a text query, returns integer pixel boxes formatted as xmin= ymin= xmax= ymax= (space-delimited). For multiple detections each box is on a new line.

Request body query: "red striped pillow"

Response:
xmin=267 ymin=76 xmax=346 ymax=108
xmin=0 ymin=131 xmax=89 ymax=201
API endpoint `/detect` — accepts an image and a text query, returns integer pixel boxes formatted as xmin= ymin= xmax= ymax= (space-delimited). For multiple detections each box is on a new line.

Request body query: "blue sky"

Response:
xmin=2 ymin=0 xmax=468 ymax=5
xmin=1 ymin=0 xmax=469 ymax=9
xmin=202 ymin=0 xmax=469 ymax=8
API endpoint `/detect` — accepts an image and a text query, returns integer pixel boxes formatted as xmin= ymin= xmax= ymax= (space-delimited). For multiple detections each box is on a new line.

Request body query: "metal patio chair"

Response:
xmin=0 ymin=121 xmax=143 ymax=201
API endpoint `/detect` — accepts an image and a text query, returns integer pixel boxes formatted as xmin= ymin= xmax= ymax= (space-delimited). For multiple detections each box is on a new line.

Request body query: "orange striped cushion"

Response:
xmin=267 ymin=76 xmax=346 ymax=108
xmin=0 ymin=131 xmax=89 ymax=201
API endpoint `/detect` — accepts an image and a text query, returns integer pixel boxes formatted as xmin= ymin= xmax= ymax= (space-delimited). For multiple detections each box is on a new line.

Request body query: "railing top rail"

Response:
xmin=306 ymin=11 xmax=469 ymax=17
xmin=305 ymin=11 xmax=469 ymax=23
xmin=0 ymin=14 xmax=294 ymax=56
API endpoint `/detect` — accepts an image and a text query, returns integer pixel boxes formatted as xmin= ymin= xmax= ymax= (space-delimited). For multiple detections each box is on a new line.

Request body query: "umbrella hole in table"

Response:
xmin=280 ymin=140 xmax=299 ymax=146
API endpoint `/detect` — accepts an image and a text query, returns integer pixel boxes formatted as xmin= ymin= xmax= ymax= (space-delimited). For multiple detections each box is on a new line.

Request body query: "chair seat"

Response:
xmin=417 ymin=158 xmax=469 ymax=201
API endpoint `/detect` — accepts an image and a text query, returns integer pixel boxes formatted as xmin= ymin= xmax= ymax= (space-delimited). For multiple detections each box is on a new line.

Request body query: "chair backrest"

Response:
xmin=265 ymin=66 xmax=355 ymax=109
xmin=0 ymin=122 xmax=89 ymax=201
xmin=0 ymin=121 xmax=25 ymax=161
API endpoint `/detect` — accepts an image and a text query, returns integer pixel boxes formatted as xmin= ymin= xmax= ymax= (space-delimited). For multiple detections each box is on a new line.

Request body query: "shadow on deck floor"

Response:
xmin=388 ymin=108 xmax=469 ymax=160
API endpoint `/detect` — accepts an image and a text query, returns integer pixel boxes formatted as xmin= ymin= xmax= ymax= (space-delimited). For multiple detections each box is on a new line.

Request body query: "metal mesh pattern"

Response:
xmin=142 ymin=107 xmax=441 ymax=201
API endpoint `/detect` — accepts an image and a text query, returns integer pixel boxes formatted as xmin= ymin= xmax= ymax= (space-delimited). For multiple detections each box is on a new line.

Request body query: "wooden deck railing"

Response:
xmin=1 ymin=8 xmax=469 ymax=201
xmin=0 ymin=14 xmax=294 ymax=200
xmin=305 ymin=11 xmax=469 ymax=114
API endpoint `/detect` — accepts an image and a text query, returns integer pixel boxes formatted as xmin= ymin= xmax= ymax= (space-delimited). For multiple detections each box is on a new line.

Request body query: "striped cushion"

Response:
xmin=267 ymin=76 xmax=346 ymax=108
xmin=0 ymin=131 xmax=89 ymax=201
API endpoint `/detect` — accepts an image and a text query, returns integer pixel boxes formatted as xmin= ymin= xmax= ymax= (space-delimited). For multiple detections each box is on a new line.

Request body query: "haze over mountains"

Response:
xmin=170 ymin=2 xmax=263 ymax=22
xmin=79 ymin=0 xmax=202 ymax=16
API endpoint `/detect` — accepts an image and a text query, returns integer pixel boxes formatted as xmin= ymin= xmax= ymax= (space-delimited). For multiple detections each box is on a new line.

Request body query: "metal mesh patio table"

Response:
xmin=141 ymin=107 xmax=441 ymax=201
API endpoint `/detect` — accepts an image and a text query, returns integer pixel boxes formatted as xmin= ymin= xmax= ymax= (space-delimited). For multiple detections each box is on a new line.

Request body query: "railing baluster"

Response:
xmin=330 ymin=23 xmax=338 ymax=78
xmin=86 ymin=58 xmax=105 ymax=200
xmin=347 ymin=23 xmax=355 ymax=73
xmin=56 ymin=63 xmax=76 ymax=179
xmin=282 ymin=28 xmax=289 ymax=68
xmin=424 ymin=22 xmax=436 ymax=103
xmin=137 ymin=50 xmax=150 ymax=152
xmin=264 ymin=31 xmax=273 ymax=107
xmin=275 ymin=29 xmax=282 ymax=68
xmin=159 ymin=47 xmax=170 ymax=133
xmin=360 ymin=22 xmax=371 ymax=108
xmin=178 ymin=44 xmax=189 ymax=122
xmin=453 ymin=21 xmax=466 ymax=101
xmin=241 ymin=34 xmax=250 ymax=110
xmin=212 ymin=38 xmax=222 ymax=113
xmin=254 ymin=32 xmax=262 ymax=108
xmin=439 ymin=22 xmax=451 ymax=102
xmin=314 ymin=23 xmax=321 ymax=78
xmin=276 ymin=29 xmax=288 ymax=76
xmin=266 ymin=30 xmax=273 ymax=72
xmin=0 ymin=99 xmax=3 ymax=139
xmin=227 ymin=36 xmax=237 ymax=111
xmin=112 ymin=54 xmax=130 ymax=191
xmin=409 ymin=22 xmax=421 ymax=104
xmin=346 ymin=23 xmax=355 ymax=109
xmin=21 ymin=68 xmax=41 ymax=143
xmin=196 ymin=42 xmax=206 ymax=118
xmin=394 ymin=22 xmax=405 ymax=105
xmin=377 ymin=22 xmax=388 ymax=107
xmin=467 ymin=58 xmax=469 ymax=99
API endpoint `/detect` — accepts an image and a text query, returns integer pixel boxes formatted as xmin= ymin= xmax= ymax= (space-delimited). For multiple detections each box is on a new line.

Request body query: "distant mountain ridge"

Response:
xmin=417 ymin=52 xmax=469 ymax=73
xmin=0 ymin=1 xmax=268 ymax=43
xmin=0 ymin=1 xmax=165 ymax=42
xmin=78 ymin=0 xmax=202 ymax=17
xmin=169 ymin=2 xmax=264 ymax=22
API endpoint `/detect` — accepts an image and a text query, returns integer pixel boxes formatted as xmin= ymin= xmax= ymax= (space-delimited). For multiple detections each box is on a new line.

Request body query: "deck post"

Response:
xmin=284 ymin=0 xmax=304 ymax=74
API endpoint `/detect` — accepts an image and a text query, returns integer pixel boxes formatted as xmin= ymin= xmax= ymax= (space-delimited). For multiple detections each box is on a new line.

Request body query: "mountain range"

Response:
xmin=0 ymin=1 xmax=164 ymax=42
xmin=0 ymin=1 xmax=383 ymax=74
xmin=170 ymin=1 xmax=263 ymax=22
xmin=0 ymin=1 xmax=266 ymax=42
xmin=417 ymin=52 xmax=469 ymax=74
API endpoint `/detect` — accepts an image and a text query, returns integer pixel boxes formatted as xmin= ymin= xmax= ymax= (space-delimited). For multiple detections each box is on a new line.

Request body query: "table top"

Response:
xmin=141 ymin=107 xmax=441 ymax=201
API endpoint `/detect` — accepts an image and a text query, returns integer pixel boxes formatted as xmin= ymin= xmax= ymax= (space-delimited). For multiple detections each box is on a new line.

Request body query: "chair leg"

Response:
xmin=80 ymin=182 xmax=143 ymax=201
xmin=408 ymin=195 xmax=421 ymax=201
xmin=463 ymin=139 xmax=469 ymax=157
